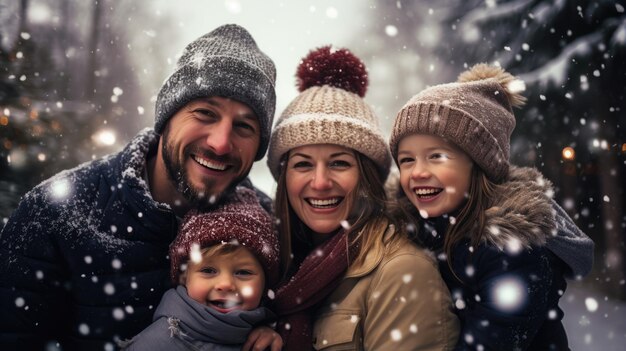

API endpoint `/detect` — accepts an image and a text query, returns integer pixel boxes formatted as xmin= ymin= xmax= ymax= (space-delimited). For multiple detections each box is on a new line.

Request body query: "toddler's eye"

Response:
xmin=200 ymin=267 xmax=217 ymax=274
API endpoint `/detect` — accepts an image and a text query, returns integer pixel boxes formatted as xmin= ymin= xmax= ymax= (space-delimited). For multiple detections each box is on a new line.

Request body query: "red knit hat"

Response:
xmin=170 ymin=187 xmax=280 ymax=287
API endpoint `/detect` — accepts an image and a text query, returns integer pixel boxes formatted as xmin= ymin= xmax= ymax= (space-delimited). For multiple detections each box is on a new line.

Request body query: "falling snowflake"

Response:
xmin=78 ymin=323 xmax=90 ymax=335
xmin=104 ymin=283 xmax=115 ymax=295
xmin=112 ymin=308 xmax=125 ymax=320
xmin=190 ymin=243 xmax=202 ymax=263
xmin=492 ymin=277 xmax=526 ymax=312
xmin=50 ymin=179 xmax=71 ymax=199
xmin=585 ymin=297 xmax=598 ymax=312
xmin=15 ymin=297 xmax=25 ymax=308
xmin=390 ymin=329 xmax=402 ymax=341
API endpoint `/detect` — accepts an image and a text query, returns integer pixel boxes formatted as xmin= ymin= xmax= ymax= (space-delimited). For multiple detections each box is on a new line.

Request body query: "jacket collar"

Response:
xmin=481 ymin=165 xmax=556 ymax=250
xmin=344 ymin=225 xmax=394 ymax=278
xmin=155 ymin=286 xmax=272 ymax=344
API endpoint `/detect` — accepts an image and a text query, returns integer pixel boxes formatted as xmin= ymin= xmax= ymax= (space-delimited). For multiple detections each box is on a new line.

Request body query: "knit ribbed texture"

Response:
xmin=155 ymin=24 xmax=276 ymax=160
xmin=169 ymin=187 xmax=279 ymax=287
xmin=389 ymin=78 xmax=516 ymax=182
xmin=267 ymin=85 xmax=391 ymax=180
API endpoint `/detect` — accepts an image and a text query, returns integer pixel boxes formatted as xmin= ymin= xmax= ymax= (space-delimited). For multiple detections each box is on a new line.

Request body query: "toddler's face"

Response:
xmin=397 ymin=133 xmax=473 ymax=218
xmin=184 ymin=246 xmax=265 ymax=313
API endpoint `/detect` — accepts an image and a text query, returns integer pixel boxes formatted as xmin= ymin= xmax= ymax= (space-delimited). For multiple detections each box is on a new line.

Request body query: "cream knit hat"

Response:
xmin=267 ymin=46 xmax=391 ymax=180
xmin=389 ymin=64 xmax=526 ymax=182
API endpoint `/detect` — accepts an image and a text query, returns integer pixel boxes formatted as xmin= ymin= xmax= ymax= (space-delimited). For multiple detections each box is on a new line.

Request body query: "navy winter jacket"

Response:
xmin=415 ymin=166 xmax=593 ymax=351
xmin=0 ymin=128 xmax=270 ymax=350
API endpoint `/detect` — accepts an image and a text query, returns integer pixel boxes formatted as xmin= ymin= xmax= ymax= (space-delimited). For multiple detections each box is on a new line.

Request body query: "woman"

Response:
xmin=267 ymin=46 xmax=460 ymax=350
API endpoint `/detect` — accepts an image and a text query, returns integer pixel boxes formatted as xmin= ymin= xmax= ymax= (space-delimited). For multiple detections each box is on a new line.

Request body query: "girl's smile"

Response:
xmin=397 ymin=134 xmax=473 ymax=218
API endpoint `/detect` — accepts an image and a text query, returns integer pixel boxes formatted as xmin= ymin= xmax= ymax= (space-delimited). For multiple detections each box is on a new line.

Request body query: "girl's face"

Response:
xmin=184 ymin=247 xmax=265 ymax=313
xmin=397 ymin=134 xmax=473 ymax=218
xmin=286 ymin=144 xmax=359 ymax=239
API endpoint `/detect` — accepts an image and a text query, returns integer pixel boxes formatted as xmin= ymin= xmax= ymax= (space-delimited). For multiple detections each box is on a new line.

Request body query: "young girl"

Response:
xmin=389 ymin=64 xmax=591 ymax=350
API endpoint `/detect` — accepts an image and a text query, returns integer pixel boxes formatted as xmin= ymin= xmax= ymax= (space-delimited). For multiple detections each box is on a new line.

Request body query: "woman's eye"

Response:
xmin=292 ymin=161 xmax=312 ymax=169
xmin=330 ymin=160 xmax=351 ymax=168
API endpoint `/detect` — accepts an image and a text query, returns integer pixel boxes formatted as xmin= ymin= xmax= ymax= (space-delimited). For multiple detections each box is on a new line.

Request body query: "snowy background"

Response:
xmin=1 ymin=0 xmax=624 ymax=349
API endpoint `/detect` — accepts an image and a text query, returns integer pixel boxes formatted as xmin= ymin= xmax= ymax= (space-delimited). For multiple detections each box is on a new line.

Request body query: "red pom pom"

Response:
xmin=296 ymin=46 xmax=368 ymax=97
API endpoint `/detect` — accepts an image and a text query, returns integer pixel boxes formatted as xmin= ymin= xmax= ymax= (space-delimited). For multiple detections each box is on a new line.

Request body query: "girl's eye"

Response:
xmin=430 ymin=153 xmax=450 ymax=160
xmin=398 ymin=157 xmax=414 ymax=164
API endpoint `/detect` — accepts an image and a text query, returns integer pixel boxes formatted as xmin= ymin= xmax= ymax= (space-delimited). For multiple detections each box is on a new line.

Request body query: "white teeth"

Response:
xmin=212 ymin=299 xmax=240 ymax=309
xmin=194 ymin=156 xmax=227 ymax=171
xmin=309 ymin=198 xmax=340 ymax=207
xmin=414 ymin=188 xmax=441 ymax=196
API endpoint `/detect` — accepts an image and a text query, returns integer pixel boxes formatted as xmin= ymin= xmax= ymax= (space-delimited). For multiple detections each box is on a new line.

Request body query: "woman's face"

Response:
xmin=286 ymin=144 xmax=359 ymax=238
xmin=397 ymin=134 xmax=473 ymax=218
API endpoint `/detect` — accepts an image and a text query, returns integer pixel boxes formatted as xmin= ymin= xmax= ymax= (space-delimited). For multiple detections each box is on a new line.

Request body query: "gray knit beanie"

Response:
xmin=155 ymin=24 xmax=276 ymax=160
xmin=389 ymin=64 xmax=526 ymax=182
xmin=267 ymin=46 xmax=391 ymax=180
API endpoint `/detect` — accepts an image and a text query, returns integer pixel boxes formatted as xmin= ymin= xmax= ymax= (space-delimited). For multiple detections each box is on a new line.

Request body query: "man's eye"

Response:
xmin=235 ymin=122 xmax=256 ymax=132
xmin=194 ymin=109 xmax=217 ymax=119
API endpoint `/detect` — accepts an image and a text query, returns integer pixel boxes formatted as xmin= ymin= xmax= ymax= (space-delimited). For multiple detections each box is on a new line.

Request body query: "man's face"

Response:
xmin=161 ymin=97 xmax=260 ymax=208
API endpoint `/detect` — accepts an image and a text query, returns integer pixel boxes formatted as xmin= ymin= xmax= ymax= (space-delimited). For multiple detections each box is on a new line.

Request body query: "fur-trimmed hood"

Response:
xmin=482 ymin=166 xmax=555 ymax=250
xmin=388 ymin=164 xmax=594 ymax=277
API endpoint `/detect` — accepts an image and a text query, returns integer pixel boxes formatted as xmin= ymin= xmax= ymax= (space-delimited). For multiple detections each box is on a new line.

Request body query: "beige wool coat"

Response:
xmin=311 ymin=234 xmax=460 ymax=350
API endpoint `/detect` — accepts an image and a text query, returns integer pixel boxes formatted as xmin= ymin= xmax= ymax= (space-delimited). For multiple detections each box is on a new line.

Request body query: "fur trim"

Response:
xmin=389 ymin=165 xmax=556 ymax=251
xmin=483 ymin=166 xmax=556 ymax=250
xmin=457 ymin=63 xmax=527 ymax=108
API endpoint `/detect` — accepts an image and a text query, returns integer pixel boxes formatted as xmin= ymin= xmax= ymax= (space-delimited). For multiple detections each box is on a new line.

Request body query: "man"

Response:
xmin=0 ymin=24 xmax=277 ymax=350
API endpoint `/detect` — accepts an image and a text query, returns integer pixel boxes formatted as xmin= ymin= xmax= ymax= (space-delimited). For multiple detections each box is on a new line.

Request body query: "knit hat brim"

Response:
xmin=155 ymin=58 xmax=276 ymax=160
xmin=390 ymin=102 xmax=509 ymax=181
xmin=170 ymin=188 xmax=280 ymax=287
xmin=267 ymin=113 xmax=391 ymax=180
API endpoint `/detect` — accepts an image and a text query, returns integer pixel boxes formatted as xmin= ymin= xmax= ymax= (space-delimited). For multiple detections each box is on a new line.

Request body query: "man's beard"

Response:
xmin=160 ymin=127 xmax=245 ymax=211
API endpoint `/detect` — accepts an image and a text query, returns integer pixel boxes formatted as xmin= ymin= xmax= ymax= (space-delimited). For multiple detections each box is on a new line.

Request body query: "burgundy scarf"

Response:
xmin=273 ymin=229 xmax=359 ymax=350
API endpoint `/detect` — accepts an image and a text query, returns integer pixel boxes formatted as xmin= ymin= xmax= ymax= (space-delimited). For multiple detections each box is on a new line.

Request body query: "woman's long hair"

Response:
xmin=274 ymin=150 xmax=402 ymax=278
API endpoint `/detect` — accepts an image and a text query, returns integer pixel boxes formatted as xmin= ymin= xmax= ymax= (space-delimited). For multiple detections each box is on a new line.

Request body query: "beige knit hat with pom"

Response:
xmin=389 ymin=64 xmax=526 ymax=182
xmin=267 ymin=46 xmax=391 ymax=180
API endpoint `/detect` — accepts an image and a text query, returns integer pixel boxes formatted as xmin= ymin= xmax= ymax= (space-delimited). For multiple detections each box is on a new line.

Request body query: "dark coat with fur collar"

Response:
xmin=417 ymin=167 xmax=577 ymax=351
